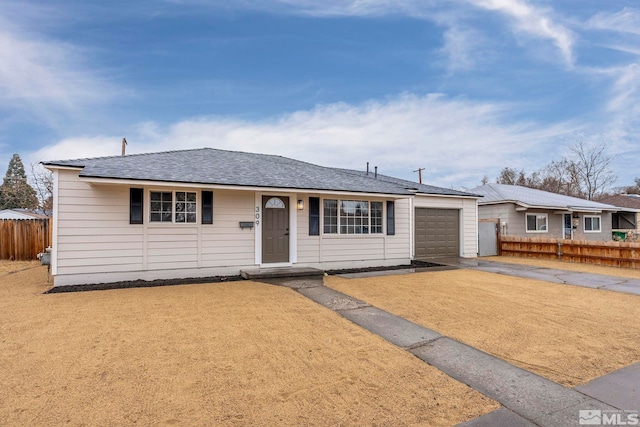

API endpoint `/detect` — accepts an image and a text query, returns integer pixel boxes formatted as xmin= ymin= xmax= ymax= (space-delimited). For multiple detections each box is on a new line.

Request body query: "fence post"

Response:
xmin=557 ymin=242 xmax=563 ymax=260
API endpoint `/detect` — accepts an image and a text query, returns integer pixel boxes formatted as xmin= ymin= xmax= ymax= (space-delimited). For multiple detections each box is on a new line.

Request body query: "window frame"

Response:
xmin=525 ymin=213 xmax=548 ymax=233
xmin=322 ymin=198 xmax=385 ymax=235
xmin=149 ymin=190 xmax=199 ymax=224
xmin=584 ymin=215 xmax=602 ymax=233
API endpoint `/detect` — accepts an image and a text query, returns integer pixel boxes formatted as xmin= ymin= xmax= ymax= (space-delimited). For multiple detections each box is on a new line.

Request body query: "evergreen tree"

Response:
xmin=0 ymin=154 xmax=38 ymax=210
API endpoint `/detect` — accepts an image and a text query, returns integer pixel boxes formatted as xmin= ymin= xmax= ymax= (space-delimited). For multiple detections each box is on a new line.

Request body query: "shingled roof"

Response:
xmin=334 ymin=168 xmax=480 ymax=197
xmin=597 ymin=194 xmax=640 ymax=211
xmin=43 ymin=148 xmax=478 ymax=197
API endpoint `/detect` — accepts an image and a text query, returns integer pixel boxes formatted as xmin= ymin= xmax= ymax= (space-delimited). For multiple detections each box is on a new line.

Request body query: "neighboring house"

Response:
xmin=470 ymin=184 xmax=617 ymax=241
xmin=597 ymin=194 xmax=640 ymax=235
xmin=43 ymin=148 xmax=480 ymax=287
xmin=0 ymin=209 xmax=49 ymax=220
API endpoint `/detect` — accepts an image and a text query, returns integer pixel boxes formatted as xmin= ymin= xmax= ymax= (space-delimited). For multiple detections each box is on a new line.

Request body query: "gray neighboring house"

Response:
xmin=470 ymin=184 xmax=618 ymax=241
xmin=43 ymin=148 xmax=480 ymax=286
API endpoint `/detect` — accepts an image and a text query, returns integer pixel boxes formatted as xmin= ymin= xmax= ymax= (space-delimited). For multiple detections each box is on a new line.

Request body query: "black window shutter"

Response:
xmin=202 ymin=191 xmax=213 ymax=224
xmin=309 ymin=197 xmax=320 ymax=236
xmin=386 ymin=200 xmax=395 ymax=235
xmin=130 ymin=188 xmax=143 ymax=224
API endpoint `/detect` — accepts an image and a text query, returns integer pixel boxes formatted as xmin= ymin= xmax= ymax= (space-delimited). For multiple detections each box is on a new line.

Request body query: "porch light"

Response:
xmin=297 ymin=200 xmax=304 ymax=210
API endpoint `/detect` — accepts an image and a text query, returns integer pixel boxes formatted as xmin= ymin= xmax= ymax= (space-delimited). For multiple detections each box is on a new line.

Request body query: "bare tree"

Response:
xmin=496 ymin=167 xmax=523 ymax=185
xmin=537 ymin=159 xmax=583 ymax=198
xmin=617 ymin=177 xmax=640 ymax=195
xmin=29 ymin=163 xmax=53 ymax=215
xmin=490 ymin=142 xmax=616 ymax=200
xmin=568 ymin=141 xmax=617 ymax=200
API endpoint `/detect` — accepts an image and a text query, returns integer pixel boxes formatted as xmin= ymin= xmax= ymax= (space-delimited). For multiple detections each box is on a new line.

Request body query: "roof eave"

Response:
xmin=42 ymin=163 xmax=84 ymax=172
xmin=416 ymin=192 xmax=481 ymax=199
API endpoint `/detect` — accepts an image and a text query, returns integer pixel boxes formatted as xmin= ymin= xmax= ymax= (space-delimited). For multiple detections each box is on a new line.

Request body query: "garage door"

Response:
xmin=415 ymin=208 xmax=459 ymax=258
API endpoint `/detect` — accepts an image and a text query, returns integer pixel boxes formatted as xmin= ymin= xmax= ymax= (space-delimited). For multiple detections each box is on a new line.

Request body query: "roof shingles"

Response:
xmin=44 ymin=148 xmax=478 ymax=197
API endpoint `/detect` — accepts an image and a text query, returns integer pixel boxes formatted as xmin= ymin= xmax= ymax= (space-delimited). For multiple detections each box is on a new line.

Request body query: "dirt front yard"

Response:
xmin=0 ymin=262 xmax=497 ymax=427
xmin=327 ymin=269 xmax=640 ymax=387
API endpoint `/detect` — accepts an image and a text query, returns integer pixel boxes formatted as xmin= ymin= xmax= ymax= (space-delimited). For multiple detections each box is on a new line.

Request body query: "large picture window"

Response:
xmin=150 ymin=191 xmax=197 ymax=223
xmin=584 ymin=215 xmax=601 ymax=232
xmin=324 ymin=199 xmax=384 ymax=234
xmin=526 ymin=213 xmax=547 ymax=233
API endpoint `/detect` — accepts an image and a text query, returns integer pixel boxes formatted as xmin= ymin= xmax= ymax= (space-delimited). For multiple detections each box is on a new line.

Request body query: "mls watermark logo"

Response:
xmin=580 ymin=410 xmax=602 ymax=425
xmin=579 ymin=410 xmax=639 ymax=425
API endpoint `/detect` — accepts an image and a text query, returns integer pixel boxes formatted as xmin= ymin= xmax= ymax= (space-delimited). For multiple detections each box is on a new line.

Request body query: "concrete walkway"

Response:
xmin=259 ymin=275 xmax=639 ymax=426
xmin=437 ymin=257 xmax=640 ymax=296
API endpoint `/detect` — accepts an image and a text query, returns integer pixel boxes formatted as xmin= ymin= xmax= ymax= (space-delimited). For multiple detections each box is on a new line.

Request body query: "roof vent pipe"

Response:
xmin=374 ymin=166 xmax=378 ymax=179
xmin=366 ymin=162 xmax=369 ymax=175
xmin=121 ymin=137 xmax=127 ymax=156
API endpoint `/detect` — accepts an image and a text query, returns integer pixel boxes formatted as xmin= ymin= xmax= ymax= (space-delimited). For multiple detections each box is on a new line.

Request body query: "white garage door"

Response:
xmin=415 ymin=208 xmax=460 ymax=258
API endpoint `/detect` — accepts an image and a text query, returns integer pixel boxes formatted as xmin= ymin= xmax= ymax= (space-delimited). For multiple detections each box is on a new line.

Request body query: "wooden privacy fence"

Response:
xmin=0 ymin=219 xmax=51 ymax=261
xmin=500 ymin=235 xmax=640 ymax=269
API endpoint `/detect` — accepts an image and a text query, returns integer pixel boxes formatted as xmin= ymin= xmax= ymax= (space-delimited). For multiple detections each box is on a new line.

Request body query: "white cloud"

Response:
xmin=179 ymin=0 xmax=574 ymax=68
xmin=31 ymin=94 xmax=577 ymax=188
xmin=178 ymin=0 xmax=433 ymax=18
xmin=587 ymin=8 xmax=640 ymax=35
xmin=465 ymin=0 xmax=574 ymax=65
xmin=439 ymin=27 xmax=482 ymax=73
xmin=607 ymin=63 xmax=640 ymax=115
xmin=0 ymin=12 xmax=124 ymax=125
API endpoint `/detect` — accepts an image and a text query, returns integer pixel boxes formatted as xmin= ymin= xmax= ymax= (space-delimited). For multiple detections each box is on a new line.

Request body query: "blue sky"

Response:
xmin=2 ymin=0 xmax=639 ymax=189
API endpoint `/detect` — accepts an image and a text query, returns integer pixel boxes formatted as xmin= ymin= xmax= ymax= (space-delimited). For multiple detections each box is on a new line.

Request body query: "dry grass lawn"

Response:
xmin=327 ymin=269 xmax=640 ymax=387
xmin=486 ymin=255 xmax=640 ymax=280
xmin=0 ymin=262 xmax=498 ymax=427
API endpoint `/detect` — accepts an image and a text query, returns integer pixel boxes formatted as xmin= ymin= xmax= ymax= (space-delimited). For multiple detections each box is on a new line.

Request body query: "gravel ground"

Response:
xmin=327 ymin=268 xmax=640 ymax=387
xmin=0 ymin=262 xmax=497 ymax=427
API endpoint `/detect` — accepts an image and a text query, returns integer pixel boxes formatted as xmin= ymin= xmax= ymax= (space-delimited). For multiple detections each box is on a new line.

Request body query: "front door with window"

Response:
xmin=262 ymin=196 xmax=290 ymax=263
xmin=563 ymin=213 xmax=573 ymax=240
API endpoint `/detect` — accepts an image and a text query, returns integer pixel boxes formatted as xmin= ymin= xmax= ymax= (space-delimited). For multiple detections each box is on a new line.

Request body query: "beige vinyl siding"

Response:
xmin=54 ymin=171 xmax=258 ymax=285
xmin=54 ymin=169 xmax=478 ymax=285
xmin=296 ymin=195 xmax=319 ymax=263
xmin=320 ymin=236 xmax=388 ymax=262
xmin=55 ymin=170 xmax=144 ymax=276
xmin=200 ymin=190 xmax=255 ymax=267
xmin=295 ymin=195 xmax=410 ymax=266
xmin=386 ymin=198 xmax=410 ymax=260
xmin=147 ymin=226 xmax=198 ymax=270
xmin=413 ymin=195 xmax=478 ymax=258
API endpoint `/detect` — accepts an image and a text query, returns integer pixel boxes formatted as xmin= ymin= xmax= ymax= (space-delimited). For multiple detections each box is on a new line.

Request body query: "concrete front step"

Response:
xmin=240 ymin=266 xmax=324 ymax=280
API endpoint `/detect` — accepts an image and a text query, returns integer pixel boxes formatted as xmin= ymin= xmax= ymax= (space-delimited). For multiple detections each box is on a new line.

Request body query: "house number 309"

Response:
xmin=255 ymin=207 xmax=260 ymax=225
